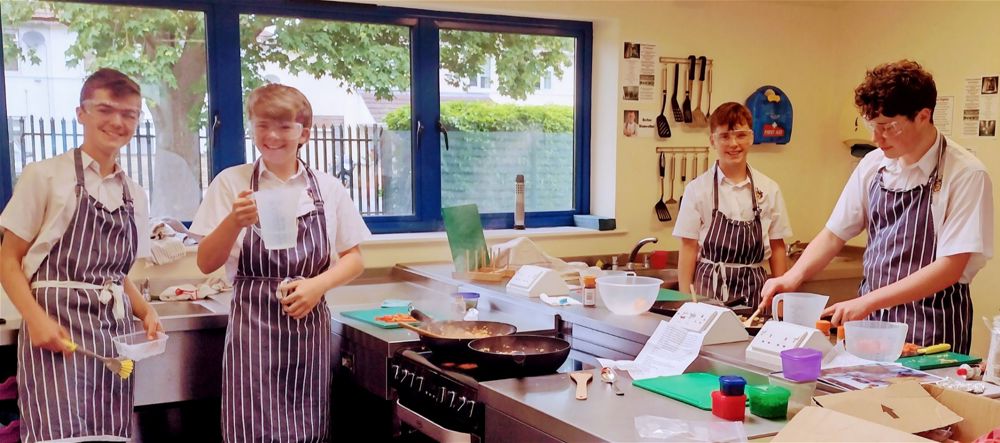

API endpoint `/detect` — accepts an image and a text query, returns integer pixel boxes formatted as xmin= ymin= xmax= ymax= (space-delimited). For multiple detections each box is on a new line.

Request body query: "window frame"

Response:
xmin=0 ymin=0 xmax=592 ymax=234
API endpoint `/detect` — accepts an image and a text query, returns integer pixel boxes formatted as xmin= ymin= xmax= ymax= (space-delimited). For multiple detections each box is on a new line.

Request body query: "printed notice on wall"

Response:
xmin=962 ymin=75 xmax=998 ymax=138
xmin=622 ymin=42 xmax=657 ymax=102
xmin=934 ymin=96 xmax=954 ymax=136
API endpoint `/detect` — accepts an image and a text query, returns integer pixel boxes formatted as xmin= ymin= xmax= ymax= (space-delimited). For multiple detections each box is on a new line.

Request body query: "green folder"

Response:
xmin=442 ymin=204 xmax=490 ymax=272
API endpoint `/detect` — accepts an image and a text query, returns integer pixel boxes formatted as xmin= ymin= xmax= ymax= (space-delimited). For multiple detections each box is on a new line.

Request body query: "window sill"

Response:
xmin=364 ymin=226 xmax=628 ymax=246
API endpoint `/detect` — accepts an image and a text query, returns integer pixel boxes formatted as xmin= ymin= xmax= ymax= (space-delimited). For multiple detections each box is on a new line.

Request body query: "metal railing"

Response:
xmin=8 ymin=116 xmax=384 ymax=215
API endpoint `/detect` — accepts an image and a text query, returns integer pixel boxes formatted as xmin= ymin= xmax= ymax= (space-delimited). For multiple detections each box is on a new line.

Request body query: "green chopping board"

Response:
xmin=632 ymin=372 xmax=720 ymax=410
xmin=896 ymin=352 xmax=981 ymax=370
xmin=341 ymin=307 xmax=416 ymax=329
xmin=442 ymin=204 xmax=490 ymax=272
xmin=657 ymin=288 xmax=690 ymax=302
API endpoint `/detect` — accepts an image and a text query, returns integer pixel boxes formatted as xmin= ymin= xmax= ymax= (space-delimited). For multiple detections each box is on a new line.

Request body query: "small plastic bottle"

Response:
xmin=985 ymin=316 xmax=1000 ymax=385
xmin=583 ymin=275 xmax=597 ymax=307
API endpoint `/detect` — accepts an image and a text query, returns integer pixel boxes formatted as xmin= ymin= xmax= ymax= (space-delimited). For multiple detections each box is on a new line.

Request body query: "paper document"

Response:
xmin=597 ymin=321 xmax=704 ymax=380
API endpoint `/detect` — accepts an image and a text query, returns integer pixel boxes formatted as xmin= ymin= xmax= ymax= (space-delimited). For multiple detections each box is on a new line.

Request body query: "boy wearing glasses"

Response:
xmin=762 ymin=60 xmax=993 ymax=354
xmin=191 ymin=84 xmax=369 ymax=442
xmin=0 ymin=68 xmax=161 ymax=442
xmin=674 ymin=102 xmax=792 ymax=310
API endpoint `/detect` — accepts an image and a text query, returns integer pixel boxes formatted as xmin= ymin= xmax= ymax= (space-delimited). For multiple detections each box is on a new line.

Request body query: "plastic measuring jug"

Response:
xmin=771 ymin=292 xmax=828 ymax=327
xmin=254 ymin=186 xmax=300 ymax=250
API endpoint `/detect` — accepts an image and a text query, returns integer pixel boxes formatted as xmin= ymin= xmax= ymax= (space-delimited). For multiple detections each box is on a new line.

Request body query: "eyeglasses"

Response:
xmin=81 ymin=100 xmax=143 ymax=123
xmin=862 ymin=119 xmax=904 ymax=137
xmin=712 ymin=129 xmax=753 ymax=143
xmin=251 ymin=119 xmax=305 ymax=137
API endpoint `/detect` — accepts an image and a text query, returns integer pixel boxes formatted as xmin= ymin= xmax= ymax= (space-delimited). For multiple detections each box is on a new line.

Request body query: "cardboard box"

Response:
xmin=774 ymin=382 xmax=1000 ymax=442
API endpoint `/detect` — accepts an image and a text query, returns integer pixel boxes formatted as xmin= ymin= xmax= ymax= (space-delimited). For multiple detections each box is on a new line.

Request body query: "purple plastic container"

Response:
xmin=780 ymin=347 xmax=822 ymax=382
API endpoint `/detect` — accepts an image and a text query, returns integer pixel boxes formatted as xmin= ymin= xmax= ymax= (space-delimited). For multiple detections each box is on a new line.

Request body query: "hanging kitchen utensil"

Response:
xmin=682 ymin=55 xmax=695 ymax=123
xmin=691 ymin=151 xmax=699 ymax=179
xmin=656 ymin=68 xmax=671 ymax=138
xmin=655 ymin=153 xmax=671 ymax=221
xmin=666 ymin=154 xmax=678 ymax=213
xmin=678 ymin=155 xmax=688 ymax=209
xmin=690 ymin=56 xmax=708 ymax=128
xmin=671 ymin=63 xmax=683 ymax=122
xmin=706 ymin=63 xmax=714 ymax=119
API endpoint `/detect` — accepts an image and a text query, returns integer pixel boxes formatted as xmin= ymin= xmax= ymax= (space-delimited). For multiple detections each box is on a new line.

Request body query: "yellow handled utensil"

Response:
xmin=917 ymin=343 xmax=951 ymax=355
xmin=62 ymin=339 xmax=134 ymax=380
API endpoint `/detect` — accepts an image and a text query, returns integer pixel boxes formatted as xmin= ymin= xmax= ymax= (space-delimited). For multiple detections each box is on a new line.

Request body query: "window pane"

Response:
xmin=240 ymin=15 xmax=413 ymax=217
xmin=439 ymin=30 xmax=576 ymax=213
xmin=1 ymin=1 xmax=209 ymax=220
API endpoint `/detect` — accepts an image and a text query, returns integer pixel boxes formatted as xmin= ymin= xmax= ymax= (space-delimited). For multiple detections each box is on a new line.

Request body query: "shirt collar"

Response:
xmin=714 ymin=163 xmax=752 ymax=187
xmin=80 ymin=150 xmax=124 ymax=178
xmin=879 ymin=130 xmax=942 ymax=176
xmin=258 ymin=160 xmax=306 ymax=184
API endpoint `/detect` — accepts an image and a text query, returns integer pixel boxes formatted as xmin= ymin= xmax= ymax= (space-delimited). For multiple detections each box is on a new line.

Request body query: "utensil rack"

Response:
xmin=659 ymin=56 xmax=714 ymax=67
xmin=656 ymin=146 xmax=708 ymax=155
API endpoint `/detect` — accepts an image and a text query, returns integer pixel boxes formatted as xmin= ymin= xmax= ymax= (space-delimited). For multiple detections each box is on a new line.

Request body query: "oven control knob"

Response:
xmin=447 ymin=390 xmax=457 ymax=407
xmin=391 ymin=364 xmax=400 ymax=380
xmin=400 ymin=369 xmax=412 ymax=386
xmin=414 ymin=376 xmax=424 ymax=390
xmin=439 ymin=387 xmax=447 ymax=403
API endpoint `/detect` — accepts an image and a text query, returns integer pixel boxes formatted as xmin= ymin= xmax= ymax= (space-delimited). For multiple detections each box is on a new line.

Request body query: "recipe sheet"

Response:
xmin=598 ymin=320 xmax=705 ymax=380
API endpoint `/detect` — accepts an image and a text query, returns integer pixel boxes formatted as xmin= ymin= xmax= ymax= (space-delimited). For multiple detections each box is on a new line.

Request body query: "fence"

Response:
xmin=8 ymin=116 xmax=385 ymax=215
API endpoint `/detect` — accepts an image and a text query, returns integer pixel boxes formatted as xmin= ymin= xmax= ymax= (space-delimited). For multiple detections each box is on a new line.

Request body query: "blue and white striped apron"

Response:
xmin=861 ymin=138 xmax=972 ymax=354
xmin=18 ymin=148 xmax=138 ymax=443
xmin=222 ymin=161 xmax=333 ymax=443
xmin=693 ymin=164 xmax=768 ymax=309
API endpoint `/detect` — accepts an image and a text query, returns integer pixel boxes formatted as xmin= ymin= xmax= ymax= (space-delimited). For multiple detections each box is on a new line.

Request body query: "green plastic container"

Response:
xmin=747 ymin=385 xmax=790 ymax=419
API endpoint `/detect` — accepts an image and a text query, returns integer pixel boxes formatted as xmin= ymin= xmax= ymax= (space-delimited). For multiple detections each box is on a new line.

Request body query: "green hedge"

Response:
xmin=384 ymin=101 xmax=573 ymax=133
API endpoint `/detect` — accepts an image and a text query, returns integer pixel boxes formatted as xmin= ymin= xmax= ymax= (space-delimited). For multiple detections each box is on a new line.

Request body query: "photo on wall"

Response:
xmin=623 ymin=110 xmax=638 ymax=137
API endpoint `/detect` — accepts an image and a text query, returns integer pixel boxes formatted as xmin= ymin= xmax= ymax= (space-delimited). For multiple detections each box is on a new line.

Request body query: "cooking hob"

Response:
xmin=391 ymin=344 xmax=591 ymax=439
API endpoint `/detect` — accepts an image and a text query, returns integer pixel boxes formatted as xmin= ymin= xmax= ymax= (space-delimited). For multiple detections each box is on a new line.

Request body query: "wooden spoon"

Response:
xmin=742 ymin=304 xmax=764 ymax=328
xmin=399 ymin=322 xmax=449 ymax=339
xmin=570 ymin=371 xmax=592 ymax=400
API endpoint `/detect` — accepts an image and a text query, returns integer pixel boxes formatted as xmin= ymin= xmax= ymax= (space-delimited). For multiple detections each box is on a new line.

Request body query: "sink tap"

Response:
xmin=627 ymin=237 xmax=658 ymax=271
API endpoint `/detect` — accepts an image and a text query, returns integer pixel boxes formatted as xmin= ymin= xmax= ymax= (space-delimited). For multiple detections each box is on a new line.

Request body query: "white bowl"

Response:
xmin=113 ymin=331 xmax=169 ymax=361
xmin=596 ymin=275 xmax=662 ymax=315
xmin=844 ymin=320 xmax=908 ymax=361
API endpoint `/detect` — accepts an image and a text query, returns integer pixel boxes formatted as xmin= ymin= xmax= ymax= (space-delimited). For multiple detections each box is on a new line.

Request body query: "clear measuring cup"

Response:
xmin=771 ymin=292 xmax=829 ymax=327
xmin=253 ymin=186 xmax=300 ymax=250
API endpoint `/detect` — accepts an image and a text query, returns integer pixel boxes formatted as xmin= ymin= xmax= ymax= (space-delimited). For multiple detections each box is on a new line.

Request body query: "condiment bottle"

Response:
xmin=583 ymin=275 xmax=597 ymax=307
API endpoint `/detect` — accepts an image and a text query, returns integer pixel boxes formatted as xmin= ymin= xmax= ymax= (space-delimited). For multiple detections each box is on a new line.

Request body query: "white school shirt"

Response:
xmin=672 ymin=164 xmax=793 ymax=260
xmin=189 ymin=162 xmax=372 ymax=283
xmin=826 ymin=133 xmax=993 ymax=283
xmin=0 ymin=149 xmax=151 ymax=280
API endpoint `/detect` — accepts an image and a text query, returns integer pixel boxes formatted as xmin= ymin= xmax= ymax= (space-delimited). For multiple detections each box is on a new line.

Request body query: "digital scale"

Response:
xmin=745 ymin=321 xmax=832 ymax=371
xmin=505 ymin=265 xmax=570 ymax=298
xmin=668 ymin=302 xmax=750 ymax=345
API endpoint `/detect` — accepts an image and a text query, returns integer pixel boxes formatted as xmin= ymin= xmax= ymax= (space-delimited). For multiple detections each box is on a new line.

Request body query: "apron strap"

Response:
xmin=73 ymin=148 xmax=86 ymax=197
xmin=32 ymin=280 xmax=127 ymax=320
xmin=712 ymin=161 xmax=761 ymax=216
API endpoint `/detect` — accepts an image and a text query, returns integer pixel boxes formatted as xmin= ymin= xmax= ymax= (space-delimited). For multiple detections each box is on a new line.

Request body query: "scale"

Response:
xmin=745 ymin=321 xmax=832 ymax=371
xmin=668 ymin=302 xmax=750 ymax=345
xmin=505 ymin=265 xmax=569 ymax=298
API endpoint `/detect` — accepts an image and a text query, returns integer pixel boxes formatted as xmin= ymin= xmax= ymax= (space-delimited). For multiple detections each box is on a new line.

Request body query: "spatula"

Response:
xmin=691 ymin=56 xmax=708 ymax=128
xmin=570 ymin=371 xmax=592 ymax=400
xmin=670 ymin=63 xmax=683 ymax=122
xmin=682 ymin=55 xmax=695 ymax=123
xmin=706 ymin=64 xmax=713 ymax=120
xmin=678 ymin=155 xmax=688 ymax=209
xmin=666 ymin=154 xmax=678 ymax=209
xmin=656 ymin=68 xmax=671 ymax=138
xmin=742 ymin=304 xmax=764 ymax=328
xmin=655 ymin=153 xmax=671 ymax=221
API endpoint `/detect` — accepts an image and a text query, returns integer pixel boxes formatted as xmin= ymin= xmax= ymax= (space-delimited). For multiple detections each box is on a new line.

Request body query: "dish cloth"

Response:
xmin=158 ymin=277 xmax=232 ymax=301
xmin=149 ymin=236 xmax=187 ymax=265
xmin=540 ymin=293 xmax=582 ymax=306
xmin=274 ymin=277 xmax=305 ymax=300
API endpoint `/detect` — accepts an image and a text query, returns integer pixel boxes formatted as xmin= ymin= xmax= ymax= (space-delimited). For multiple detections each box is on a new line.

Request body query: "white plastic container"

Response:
xmin=254 ymin=186 xmax=300 ymax=250
xmin=595 ymin=275 xmax=662 ymax=315
xmin=985 ymin=316 xmax=1000 ymax=385
xmin=113 ymin=331 xmax=169 ymax=361
xmin=843 ymin=320 xmax=908 ymax=361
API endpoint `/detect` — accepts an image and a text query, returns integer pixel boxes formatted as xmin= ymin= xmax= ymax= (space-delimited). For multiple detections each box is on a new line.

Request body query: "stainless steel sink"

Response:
xmin=151 ymin=302 xmax=214 ymax=317
xmin=633 ymin=268 xmax=679 ymax=289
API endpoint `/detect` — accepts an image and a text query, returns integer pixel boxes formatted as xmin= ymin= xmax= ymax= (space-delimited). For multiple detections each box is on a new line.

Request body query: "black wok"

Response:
xmin=467 ymin=335 xmax=570 ymax=378
xmin=407 ymin=309 xmax=517 ymax=357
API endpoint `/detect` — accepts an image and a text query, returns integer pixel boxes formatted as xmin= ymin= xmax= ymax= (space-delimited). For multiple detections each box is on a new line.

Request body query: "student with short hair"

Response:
xmin=674 ymin=102 xmax=792 ymax=310
xmin=762 ymin=60 xmax=994 ymax=354
xmin=0 ymin=68 xmax=161 ymax=443
xmin=191 ymin=83 xmax=370 ymax=442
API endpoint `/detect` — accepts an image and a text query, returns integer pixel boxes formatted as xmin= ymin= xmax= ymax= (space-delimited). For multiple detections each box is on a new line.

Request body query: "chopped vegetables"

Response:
xmin=375 ymin=313 xmax=417 ymax=323
xmin=901 ymin=342 xmax=920 ymax=357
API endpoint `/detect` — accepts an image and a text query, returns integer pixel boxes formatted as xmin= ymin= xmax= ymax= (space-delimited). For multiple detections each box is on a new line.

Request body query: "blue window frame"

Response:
xmin=0 ymin=0 xmax=591 ymax=234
